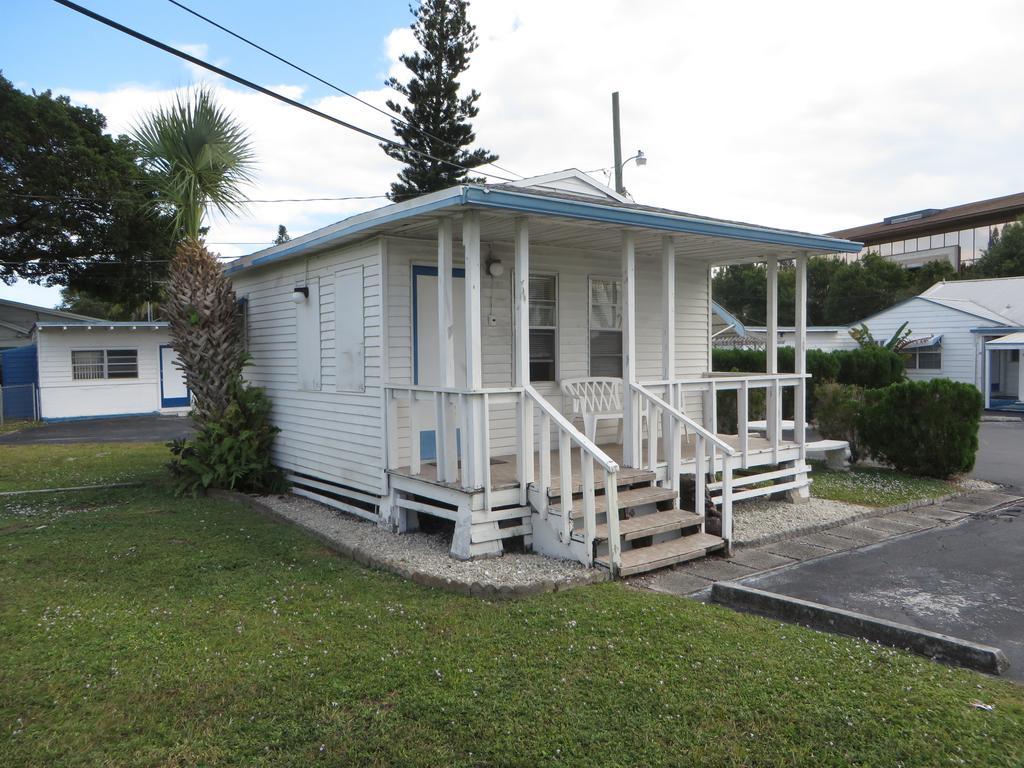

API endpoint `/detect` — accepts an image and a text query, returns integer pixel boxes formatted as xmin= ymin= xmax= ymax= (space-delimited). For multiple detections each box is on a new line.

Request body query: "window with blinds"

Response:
xmin=589 ymin=277 xmax=623 ymax=377
xmin=71 ymin=349 xmax=139 ymax=380
xmin=529 ymin=274 xmax=557 ymax=381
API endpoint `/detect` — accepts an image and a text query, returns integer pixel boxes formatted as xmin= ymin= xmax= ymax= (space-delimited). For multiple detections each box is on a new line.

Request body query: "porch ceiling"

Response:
xmin=385 ymin=208 xmax=821 ymax=264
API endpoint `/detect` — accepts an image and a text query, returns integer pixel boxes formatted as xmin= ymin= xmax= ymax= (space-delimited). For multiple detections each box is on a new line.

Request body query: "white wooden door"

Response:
xmin=159 ymin=345 xmax=190 ymax=408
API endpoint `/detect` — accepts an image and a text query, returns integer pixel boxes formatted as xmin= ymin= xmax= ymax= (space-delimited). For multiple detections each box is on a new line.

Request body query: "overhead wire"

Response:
xmin=164 ymin=0 xmax=526 ymax=180
xmin=50 ymin=0 xmax=518 ymax=184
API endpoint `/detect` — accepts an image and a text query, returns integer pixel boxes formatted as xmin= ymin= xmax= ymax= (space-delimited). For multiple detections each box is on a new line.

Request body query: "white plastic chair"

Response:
xmin=559 ymin=377 xmax=628 ymax=442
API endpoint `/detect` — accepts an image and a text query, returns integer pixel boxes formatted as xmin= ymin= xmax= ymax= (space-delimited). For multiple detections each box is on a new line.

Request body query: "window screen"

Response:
xmin=71 ymin=349 xmax=138 ymax=380
xmin=589 ymin=277 xmax=623 ymax=377
xmin=529 ymin=274 xmax=557 ymax=381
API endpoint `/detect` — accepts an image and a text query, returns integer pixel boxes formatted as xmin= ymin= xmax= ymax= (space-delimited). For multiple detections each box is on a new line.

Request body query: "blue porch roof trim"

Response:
xmin=970 ymin=326 xmax=1024 ymax=334
xmin=462 ymin=187 xmax=863 ymax=254
xmin=226 ymin=184 xmax=862 ymax=276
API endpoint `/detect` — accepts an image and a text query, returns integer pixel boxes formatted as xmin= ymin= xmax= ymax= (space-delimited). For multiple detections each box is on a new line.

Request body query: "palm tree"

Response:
xmin=132 ymin=88 xmax=255 ymax=421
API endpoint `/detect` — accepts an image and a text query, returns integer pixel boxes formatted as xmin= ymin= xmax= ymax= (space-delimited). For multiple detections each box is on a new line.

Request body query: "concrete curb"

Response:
xmin=734 ymin=490 xmax=972 ymax=549
xmin=0 ymin=481 xmax=142 ymax=497
xmin=209 ymin=489 xmax=610 ymax=600
xmin=711 ymin=581 xmax=1010 ymax=676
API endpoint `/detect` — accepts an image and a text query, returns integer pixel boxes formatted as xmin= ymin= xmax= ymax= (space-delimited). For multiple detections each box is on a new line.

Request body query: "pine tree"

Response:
xmin=274 ymin=224 xmax=291 ymax=245
xmin=381 ymin=0 xmax=498 ymax=201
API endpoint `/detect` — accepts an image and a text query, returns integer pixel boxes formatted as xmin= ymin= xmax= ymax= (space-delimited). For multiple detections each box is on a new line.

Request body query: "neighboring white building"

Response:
xmin=0 ymin=297 xmax=97 ymax=354
xmin=33 ymin=321 xmax=190 ymax=420
xmin=752 ymin=277 xmax=1024 ymax=409
xmin=226 ymin=170 xmax=860 ymax=575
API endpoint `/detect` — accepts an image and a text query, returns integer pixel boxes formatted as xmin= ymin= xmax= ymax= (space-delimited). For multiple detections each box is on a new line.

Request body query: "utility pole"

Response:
xmin=611 ymin=91 xmax=624 ymax=194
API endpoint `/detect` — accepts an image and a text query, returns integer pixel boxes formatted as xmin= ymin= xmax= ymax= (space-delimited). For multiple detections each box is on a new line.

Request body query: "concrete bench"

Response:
xmin=806 ymin=439 xmax=850 ymax=469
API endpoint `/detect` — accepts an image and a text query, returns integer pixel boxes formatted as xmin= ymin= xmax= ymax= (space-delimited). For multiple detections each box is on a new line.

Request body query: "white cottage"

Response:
xmin=32 ymin=321 xmax=190 ymax=421
xmin=227 ymin=172 xmax=861 ymax=576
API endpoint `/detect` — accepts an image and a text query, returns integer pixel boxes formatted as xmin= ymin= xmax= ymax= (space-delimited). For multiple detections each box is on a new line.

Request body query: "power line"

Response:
xmin=165 ymin=0 xmax=525 ymax=181
xmin=11 ymin=192 xmax=388 ymax=204
xmin=50 ymin=0 xmax=518 ymax=185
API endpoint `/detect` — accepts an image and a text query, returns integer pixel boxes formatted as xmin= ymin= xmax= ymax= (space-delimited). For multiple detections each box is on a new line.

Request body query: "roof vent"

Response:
xmin=884 ymin=208 xmax=941 ymax=225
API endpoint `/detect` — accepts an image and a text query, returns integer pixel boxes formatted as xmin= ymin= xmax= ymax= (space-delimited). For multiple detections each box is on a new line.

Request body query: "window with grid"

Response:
xmin=71 ymin=350 xmax=105 ymax=380
xmin=528 ymin=274 xmax=558 ymax=381
xmin=71 ymin=349 xmax=139 ymax=380
xmin=589 ymin=277 xmax=623 ymax=377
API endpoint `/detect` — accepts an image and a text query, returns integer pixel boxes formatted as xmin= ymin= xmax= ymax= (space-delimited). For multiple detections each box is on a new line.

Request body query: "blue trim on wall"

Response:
xmin=158 ymin=344 xmax=191 ymax=408
xmin=43 ymin=411 xmax=160 ymax=423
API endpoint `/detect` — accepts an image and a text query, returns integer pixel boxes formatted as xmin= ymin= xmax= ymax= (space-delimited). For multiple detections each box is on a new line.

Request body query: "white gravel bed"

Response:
xmin=256 ymin=493 xmax=595 ymax=591
xmin=732 ymin=496 xmax=873 ymax=544
xmin=956 ymin=478 xmax=1002 ymax=491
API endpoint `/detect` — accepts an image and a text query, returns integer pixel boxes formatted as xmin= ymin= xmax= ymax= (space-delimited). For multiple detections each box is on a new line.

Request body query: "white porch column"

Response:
xmin=662 ymin=236 xmax=679 ymax=492
xmin=984 ymin=343 xmax=992 ymax=410
xmin=788 ymin=253 xmax=811 ymax=503
xmin=462 ymin=211 xmax=484 ymax=487
xmin=622 ymin=231 xmax=638 ymax=466
xmin=436 ymin=218 xmax=457 ymax=481
xmin=514 ymin=218 xmax=533 ymax=495
xmin=661 ymin=236 xmax=676 ymax=381
xmin=765 ymin=256 xmax=779 ymax=450
xmin=794 ymin=253 xmax=807 ymax=453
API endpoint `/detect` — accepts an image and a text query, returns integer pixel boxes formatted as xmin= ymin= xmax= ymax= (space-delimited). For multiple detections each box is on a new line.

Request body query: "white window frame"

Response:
xmin=71 ymin=348 xmax=139 ymax=381
xmin=905 ymin=348 xmax=942 ymax=371
xmin=588 ymin=275 xmax=624 ymax=378
xmin=528 ymin=272 xmax=558 ymax=382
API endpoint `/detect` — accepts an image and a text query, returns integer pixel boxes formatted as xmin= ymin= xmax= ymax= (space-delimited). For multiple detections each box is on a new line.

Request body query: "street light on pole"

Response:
xmin=611 ymin=91 xmax=647 ymax=195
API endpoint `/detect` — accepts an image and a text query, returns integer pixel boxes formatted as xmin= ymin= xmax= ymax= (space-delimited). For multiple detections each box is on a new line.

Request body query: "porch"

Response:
xmin=376 ymin=181 xmax=857 ymax=575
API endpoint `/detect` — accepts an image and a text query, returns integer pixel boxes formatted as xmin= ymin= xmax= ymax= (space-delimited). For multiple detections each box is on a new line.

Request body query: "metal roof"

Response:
xmin=226 ymin=183 xmax=862 ymax=276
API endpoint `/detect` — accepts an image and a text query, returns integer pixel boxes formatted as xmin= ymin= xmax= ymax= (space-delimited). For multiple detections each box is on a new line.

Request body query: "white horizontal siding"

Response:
xmin=231 ymin=239 xmax=385 ymax=495
xmin=384 ymin=236 xmax=711 ymax=464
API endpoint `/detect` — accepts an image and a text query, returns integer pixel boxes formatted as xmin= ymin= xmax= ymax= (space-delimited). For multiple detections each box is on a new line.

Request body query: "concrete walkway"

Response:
xmin=635 ymin=489 xmax=1023 ymax=598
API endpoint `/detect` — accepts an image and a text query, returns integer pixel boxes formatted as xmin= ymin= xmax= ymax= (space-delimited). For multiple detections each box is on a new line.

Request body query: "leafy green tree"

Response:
xmin=971 ymin=217 xmax=1024 ymax=277
xmin=274 ymin=224 xmax=291 ymax=245
xmin=0 ymin=73 xmax=174 ymax=303
xmin=381 ymin=0 xmax=498 ymax=201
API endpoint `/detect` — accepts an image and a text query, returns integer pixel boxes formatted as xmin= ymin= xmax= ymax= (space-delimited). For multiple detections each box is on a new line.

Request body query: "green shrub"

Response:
xmin=814 ymin=382 xmax=864 ymax=460
xmin=833 ymin=347 xmax=905 ymax=388
xmin=858 ymin=379 xmax=982 ymax=478
xmin=169 ymin=378 xmax=286 ymax=496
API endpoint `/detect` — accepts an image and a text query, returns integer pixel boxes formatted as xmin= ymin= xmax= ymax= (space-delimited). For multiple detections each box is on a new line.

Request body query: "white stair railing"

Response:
xmin=630 ymin=382 xmax=739 ymax=547
xmin=524 ymin=385 xmax=622 ymax=571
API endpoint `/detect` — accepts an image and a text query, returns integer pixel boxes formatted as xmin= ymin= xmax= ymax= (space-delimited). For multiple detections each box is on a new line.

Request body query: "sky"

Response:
xmin=4 ymin=0 xmax=1024 ymax=308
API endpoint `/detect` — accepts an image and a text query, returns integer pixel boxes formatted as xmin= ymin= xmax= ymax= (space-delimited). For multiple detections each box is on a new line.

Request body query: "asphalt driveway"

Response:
xmin=0 ymin=415 xmax=194 ymax=445
xmin=736 ymin=503 xmax=1024 ymax=680
xmin=973 ymin=419 xmax=1024 ymax=490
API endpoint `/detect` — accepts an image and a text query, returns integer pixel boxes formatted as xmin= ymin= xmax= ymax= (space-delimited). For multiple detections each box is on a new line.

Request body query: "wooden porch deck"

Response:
xmin=391 ymin=433 xmax=799 ymax=494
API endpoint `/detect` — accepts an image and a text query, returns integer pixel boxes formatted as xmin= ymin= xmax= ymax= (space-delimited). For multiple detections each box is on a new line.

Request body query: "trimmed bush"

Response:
xmin=833 ymin=347 xmax=905 ymax=389
xmin=814 ymin=382 xmax=864 ymax=460
xmin=169 ymin=379 xmax=287 ymax=495
xmin=858 ymin=379 xmax=982 ymax=478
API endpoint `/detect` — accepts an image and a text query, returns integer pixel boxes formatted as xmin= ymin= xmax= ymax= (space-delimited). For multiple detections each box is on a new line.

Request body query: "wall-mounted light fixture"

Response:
xmin=486 ymin=258 xmax=504 ymax=278
xmin=292 ymin=286 xmax=309 ymax=303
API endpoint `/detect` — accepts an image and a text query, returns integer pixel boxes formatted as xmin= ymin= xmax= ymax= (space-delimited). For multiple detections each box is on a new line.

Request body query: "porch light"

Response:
xmin=292 ymin=286 xmax=309 ymax=303
xmin=486 ymin=258 xmax=504 ymax=277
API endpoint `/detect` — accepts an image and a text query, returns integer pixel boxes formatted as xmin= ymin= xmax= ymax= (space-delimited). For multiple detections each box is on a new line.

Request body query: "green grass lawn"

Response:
xmin=0 ymin=442 xmax=169 ymax=491
xmin=0 ymin=419 xmax=38 ymax=436
xmin=810 ymin=463 xmax=957 ymax=507
xmin=1 ymin=446 xmax=1021 ymax=766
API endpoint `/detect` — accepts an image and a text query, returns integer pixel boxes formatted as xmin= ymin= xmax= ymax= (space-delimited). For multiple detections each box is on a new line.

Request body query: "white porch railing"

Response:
xmin=384 ymin=384 xmax=522 ymax=513
xmin=642 ymin=372 xmax=810 ymax=469
xmin=525 ymin=384 xmax=621 ymax=570
xmin=630 ymin=382 xmax=738 ymax=546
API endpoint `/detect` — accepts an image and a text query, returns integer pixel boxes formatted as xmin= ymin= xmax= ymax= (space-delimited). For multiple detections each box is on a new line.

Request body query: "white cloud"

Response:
xmin=4 ymin=0 xmax=1024 ymax=308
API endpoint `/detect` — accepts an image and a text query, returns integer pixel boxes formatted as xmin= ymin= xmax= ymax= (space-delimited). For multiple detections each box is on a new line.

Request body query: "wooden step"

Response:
xmin=574 ymin=508 xmax=703 ymax=542
xmin=550 ymin=485 xmax=678 ymax=518
xmin=546 ymin=466 xmax=656 ymax=498
xmin=596 ymin=532 xmax=725 ymax=576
